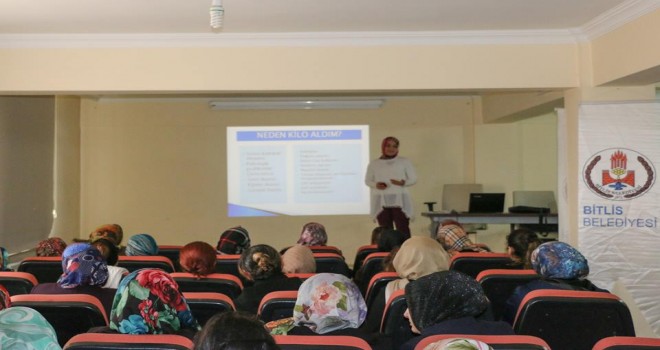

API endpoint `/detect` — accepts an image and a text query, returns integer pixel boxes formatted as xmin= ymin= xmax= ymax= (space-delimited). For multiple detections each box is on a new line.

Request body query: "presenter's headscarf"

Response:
xmin=57 ymin=243 xmax=109 ymax=288
xmin=36 ymin=237 xmax=68 ymax=257
xmin=0 ymin=306 xmax=62 ymax=350
xmin=297 ymin=222 xmax=328 ymax=246
xmin=0 ymin=285 xmax=11 ymax=311
xmin=125 ymin=233 xmax=158 ymax=256
xmin=531 ymin=241 xmax=589 ymax=280
xmin=110 ymin=268 xmax=200 ymax=334
xmin=405 ymin=270 xmax=489 ymax=331
xmin=216 ymin=226 xmax=251 ymax=254
xmin=0 ymin=247 xmax=10 ymax=271
xmin=380 ymin=136 xmax=399 ymax=159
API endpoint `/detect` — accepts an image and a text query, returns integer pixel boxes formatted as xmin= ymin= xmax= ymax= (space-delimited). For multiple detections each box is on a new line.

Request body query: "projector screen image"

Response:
xmin=227 ymin=125 xmax=370 ymax=217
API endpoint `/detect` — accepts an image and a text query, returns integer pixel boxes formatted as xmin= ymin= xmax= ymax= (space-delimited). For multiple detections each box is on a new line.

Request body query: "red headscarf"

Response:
xmin=380 ymin=136 xmax=399 ymax=159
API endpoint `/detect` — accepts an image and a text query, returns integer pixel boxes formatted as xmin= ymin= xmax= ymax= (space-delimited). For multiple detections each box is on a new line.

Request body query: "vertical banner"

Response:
xmin=578 ymin=101 xmax=660 ymax=335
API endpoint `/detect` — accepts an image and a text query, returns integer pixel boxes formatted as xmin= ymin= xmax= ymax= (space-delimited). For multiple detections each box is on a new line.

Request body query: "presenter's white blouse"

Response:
xmin=364 ymin=156 xmax=417 ymax=220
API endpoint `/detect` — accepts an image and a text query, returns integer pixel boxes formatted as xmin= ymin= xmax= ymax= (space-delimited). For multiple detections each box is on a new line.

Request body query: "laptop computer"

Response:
xmin=468 ymin=193 xmax=505 ymax=213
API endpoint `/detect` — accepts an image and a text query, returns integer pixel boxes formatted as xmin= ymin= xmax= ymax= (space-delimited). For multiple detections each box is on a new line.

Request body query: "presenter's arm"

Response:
xmin=403 ymin=158 xmax=417 ymax=186
xmin=364 ymin=161 xmax=378 ymax=188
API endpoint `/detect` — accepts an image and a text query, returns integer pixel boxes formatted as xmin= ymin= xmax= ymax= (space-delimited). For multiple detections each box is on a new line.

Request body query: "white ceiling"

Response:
xmin=0 ymin=0 xmax=641 ymax=35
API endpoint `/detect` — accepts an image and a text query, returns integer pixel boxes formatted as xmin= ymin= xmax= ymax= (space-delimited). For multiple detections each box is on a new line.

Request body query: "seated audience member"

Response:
xmin=234 ymin=245 xmax=302 ymax=314
xmin=354 ymin=228 xmax=405 ymax=285
xmin=0 ymin=306 xmax=62 ymax=350
xmin=435 ymin=220 xmax=489 ymax=256
xmin=362 ymin=236 xmax=450 ymax=333
xmin=281 ymin=244 xmax=316 ymax=274
xmin=266 ymin=273 xmax=383 ymax=349
xmin=422 ymin=338 xmax=493 ymax=350
xmin=89 ymin=268 xmax=200 ymax=339
xmin=297 ymin=222 xmax=328 ymax=246
xmin=180 ymin=241 xmax=217 ymax=278
xmin=124 ymin=233 xmax=158 ymax=256
xmin=31 ymin=243 xmax=116 ymax=316
xmin=91 ymin=238 xmax=129 ymax=289
xmin=502 ymin=241 xmax=608 ymax=324
xmin=0 ymin=285 xmax=10 ymax=311
xmin=0 ymin=247 xmax=11 ymax=271
xmin=194 ymin=311 xmax=280 ymax=350
xmin=36 ymin=237 xmax=68 ymax=257
xmin=371 ymin=226 xmax=386 ymax=245
xmin=217 ymin=226 xmax=251 ymax=255
xmin=505 ymin=229 xmax=542 ymax=269
xmin=402 ymin=271 xmax=514 ymax=350
xmin=89 ymin=223 xmax=124 ymax=247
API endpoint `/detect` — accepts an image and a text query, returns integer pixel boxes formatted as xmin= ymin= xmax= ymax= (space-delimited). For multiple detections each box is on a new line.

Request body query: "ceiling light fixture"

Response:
xmin=209 ymin=99 xmax=385 ymax=110
xmin=210 ymin=0 xmax=224 ymax=30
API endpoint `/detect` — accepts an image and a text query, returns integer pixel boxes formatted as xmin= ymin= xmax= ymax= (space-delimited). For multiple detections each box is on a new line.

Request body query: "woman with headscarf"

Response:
xmin=179 ymin=241 xmax=217 ymax=278
xmin=234 ymin=244 xmax=302 ymax=314
xmin=281 ymin=244 xmax=316 ymax=274
xmin=0 ymin=247 xmax=11 ymax=271
xmin=0 ymin=306 xmax=62 ymax=350
xmin=0 ymin=285 xmax=11 ymax=311
xmin=296 ymin=222 xmax=328 ymax=246
xmin=88 ymin=268 xmax=200 ymax=339
xmin=266 ymin=273 xmax=384 ymax=348
xmin=36 ymin=237 xmax=68 ymax=257
xmin=89 ymin=224 xmax=124 ymax=247
xmin=502 ymin=241 xmax=608 ymax=324
xmin=435 ymin=220 xmax=489 ymax=256
xmin=365 ymin=136 xmax=417 ymax=239
xmin=30 ymin=243 xmax=116 ymax=315
xmin=125 ymin=233 xmax=158 ymax=256
xmin=91 ymin=238 xmax=129 ymax=289
xmin=361 ymin=236 xmax=450 ymax=333
xmin=217 ymin=226 xmax=251 ymax=255
xmin=401 ymin=271 xmax=514 ymax=350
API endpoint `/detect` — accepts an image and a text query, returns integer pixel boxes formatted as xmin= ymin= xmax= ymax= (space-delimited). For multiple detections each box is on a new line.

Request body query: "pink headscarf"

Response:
xmin=380 ymin=136 xmax=399 ymax=159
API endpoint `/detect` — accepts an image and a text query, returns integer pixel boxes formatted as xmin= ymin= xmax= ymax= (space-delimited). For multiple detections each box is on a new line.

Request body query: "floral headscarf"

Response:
xmin=294 ymin=273 xmax=366 ymax=334
xmin=125 ymin=234 xmax=159 ymax=256
xmin=297 ymin=222 xmax=327 ymax=246
xmin=423 ymin=338 xmax=493 ymax=350
xmin=380 ymin=136 xmax=399 ymax=159
xmin=0 ymin=247 xmax=10 ymax=271
xmin=0 ymin=285 xmax=11 ymax=311
xmin=405 ymin=271 xmax=490 ymax=331
xmin=216 ymin=226 xmax=251 ymax=255
xmin=0 ymin=306 xmax=62 ymax=350
xmin=110 ymin=269 xmax=200 ymax=335
xmin=57 ymin=243 xmax=109 ymax=288
xmin=531 ymin=241 xmax=589 ymax=280
xmin=36 ymin=238 xmax=68 ymax=257
xmin=386 ymin=236 xmax=450 ymax=300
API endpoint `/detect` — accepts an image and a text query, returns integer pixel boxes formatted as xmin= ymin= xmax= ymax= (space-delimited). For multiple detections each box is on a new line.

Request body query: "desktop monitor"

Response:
xmin=468 ymin=193 xmax=505 ymax=213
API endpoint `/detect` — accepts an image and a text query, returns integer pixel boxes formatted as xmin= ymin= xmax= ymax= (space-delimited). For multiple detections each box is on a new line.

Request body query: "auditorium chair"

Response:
xmin=11 ymin=293 xmax=108 ymax=346
xmin=449 ymin=252 xmax=513 ymax=278
xmin=17 ymin=256 xmax=63 ymax=283
xmin=273 ymin=335 xmax=372 ymax=350
xmin=285 ymin=272 xmax=315 ymax=281
xmin=171 ymin=272 xmax=243 ymax=300
xmin=414 ymin=334 xmax=550 ymax=350
xmin=364 ymin=271 xmax=398 ymax=311
xmin=63 ymin=333 xmax=193 ymax=350
xmin=0 ymin=271 xmax=38 ymax=295
xmin=258 ymin=290 xmax=298 ymax=323
xmin=352 ymin=244 xmax=378 ymax=273
xmin=157 ymin=245 xmax=182 ymax=271
xmin=513 ymin=290 xmax=635 ymax=350
xmin=182 ymin=292 xmax=235 ymax=326
xmin=312 ymin=252 xmax=351 ymax=277
xmin=214 ymin=254 xmax=242 ymax=277
xmin=355 ymin=252 xmax=389 ymax=294
xmin=117 ymin=255 xmax=175 ymax=273
xmin=380 ymin=289 xmax=414 ymax=350
xmin=475 ymin=269 xmax=540 ymax=321
xmin=592 ymin=336 xmax=660 ymax=350
xmin=307 ymin=245 xmax=343 ymax=256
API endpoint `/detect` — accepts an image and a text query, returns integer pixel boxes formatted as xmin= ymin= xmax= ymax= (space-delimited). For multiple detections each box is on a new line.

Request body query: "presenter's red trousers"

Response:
xmin=377 ymin=207 xmax=410 ymax=240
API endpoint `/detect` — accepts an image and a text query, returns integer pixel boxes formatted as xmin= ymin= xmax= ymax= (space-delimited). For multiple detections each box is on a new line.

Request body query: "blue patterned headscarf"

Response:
xmin=110 ymin=269 xmax=200 ymax=335
xmin=125 ymin=234 xmax=159 ymax=256
xmin=0 ymin=247 xmax=10 ymax=271
xmin=57 ymin=243 xmax=109 ymax=288
xmin=0 ymin=306 xmax=62 ymax=350
xmin=531 ymin=241 xmax=589 ymax=280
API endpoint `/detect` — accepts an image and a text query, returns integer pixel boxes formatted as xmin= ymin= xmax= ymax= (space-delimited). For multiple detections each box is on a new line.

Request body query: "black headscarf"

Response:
xmin=405 ymin=270 xmax=489 ymax=330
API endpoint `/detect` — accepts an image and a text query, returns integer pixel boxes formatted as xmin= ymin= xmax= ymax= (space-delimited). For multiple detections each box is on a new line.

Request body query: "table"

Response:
xmin=422 ymin=211 xmax=558 ymax=235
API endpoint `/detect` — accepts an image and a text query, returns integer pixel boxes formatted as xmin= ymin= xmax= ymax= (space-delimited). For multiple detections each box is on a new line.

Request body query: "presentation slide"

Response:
xmin=227 ymin=125 xmax=370 ymax=217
